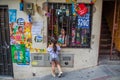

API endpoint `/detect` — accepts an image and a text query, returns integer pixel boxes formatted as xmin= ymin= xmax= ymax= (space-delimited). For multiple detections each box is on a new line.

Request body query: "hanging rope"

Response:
xmin=62 ymin=3 xmax=64 ymax=29
xmin=69 ymin=8 xmax=71 ymax=44
xmin=46 ymin=0 xmax=48 ymax=11
xmin=66 ymin=3 xmax=68 ymax=36
xmin=66 ymin=3 xmax=70 ymax=46
xmin=57 ymin=3 xmax=59 ymax=37
xmin=51 ymin=3 xmax=54 ymax=37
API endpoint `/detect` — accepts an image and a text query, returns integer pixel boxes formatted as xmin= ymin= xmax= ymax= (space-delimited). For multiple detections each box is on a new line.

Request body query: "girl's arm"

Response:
xmin=47 ymin=45 xmax=52 ymax=53
xmin=56 ymin=44 xmax=61 ymax=53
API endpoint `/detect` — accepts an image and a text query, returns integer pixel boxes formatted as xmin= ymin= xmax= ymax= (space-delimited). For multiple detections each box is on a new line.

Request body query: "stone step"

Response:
xmin=100 ymin=38 xmax=111 ymax=41
xmin=100 ymin=40 xmax=111 ymax=44
xmin=101 ymin=34 xmax=111 ymax=39
xmin=100 ymin=49 xmax=110 ymax=52
xmin=100 ymin=47 xmax=111 ymax=50
xmin=100 ymin=43 xmax=111 ymax=46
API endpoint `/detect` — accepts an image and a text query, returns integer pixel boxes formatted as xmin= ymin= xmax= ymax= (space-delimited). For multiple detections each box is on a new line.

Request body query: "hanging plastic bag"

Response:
xmin=72 ymin=3 xmax=76 ymax=16
xmin=76 ymin=3 xmax=88 ymax=16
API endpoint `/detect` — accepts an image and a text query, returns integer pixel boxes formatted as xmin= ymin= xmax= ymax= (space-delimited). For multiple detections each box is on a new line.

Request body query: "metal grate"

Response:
xmin=62 ymin=56 xmax=71 ymax=61
xmin=34 ymin=56 xmax=43 ymax=60
xmin=0 ymin=5 xmax=13 ymax=77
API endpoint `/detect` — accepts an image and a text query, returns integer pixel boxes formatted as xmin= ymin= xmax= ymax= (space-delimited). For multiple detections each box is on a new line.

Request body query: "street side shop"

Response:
xmin=0 ymin=0 xmax=102 ymax=79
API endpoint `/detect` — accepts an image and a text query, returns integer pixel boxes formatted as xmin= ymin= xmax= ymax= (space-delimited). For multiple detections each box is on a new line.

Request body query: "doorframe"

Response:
xmin=0 ymin=5 xmax=14 ymax=77
xmin=110 ymin=0 xmax=119 ymax=59
xmin=98 ymin=0 xmax=116 ymax=64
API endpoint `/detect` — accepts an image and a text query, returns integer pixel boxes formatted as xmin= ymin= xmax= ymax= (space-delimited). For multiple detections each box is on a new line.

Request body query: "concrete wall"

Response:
xmin=0 ymin=0 xmax=103 ymax=79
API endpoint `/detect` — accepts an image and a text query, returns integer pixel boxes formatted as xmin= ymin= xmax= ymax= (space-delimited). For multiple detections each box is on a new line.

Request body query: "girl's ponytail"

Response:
xmin=51 ymin=37 xmax=57 ymax=52
xmin=53 ymin=42 xmax=57 ymax=52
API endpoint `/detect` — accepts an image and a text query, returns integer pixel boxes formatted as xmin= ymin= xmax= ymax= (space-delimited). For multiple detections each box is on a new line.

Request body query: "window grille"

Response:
xmin=47 ymin=3 xmax=93 ymax=48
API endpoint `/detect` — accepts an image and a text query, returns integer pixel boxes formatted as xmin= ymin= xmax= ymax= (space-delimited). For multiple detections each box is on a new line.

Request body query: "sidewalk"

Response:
xmin=0 ymin=64 xmax=120 ymax=80
xmin=21 ymin=64 xmax=120 ymax=80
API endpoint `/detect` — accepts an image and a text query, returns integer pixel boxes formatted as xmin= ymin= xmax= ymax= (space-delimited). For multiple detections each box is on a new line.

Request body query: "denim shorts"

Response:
xmin=49 ymin=55 xmax=60 ymax=62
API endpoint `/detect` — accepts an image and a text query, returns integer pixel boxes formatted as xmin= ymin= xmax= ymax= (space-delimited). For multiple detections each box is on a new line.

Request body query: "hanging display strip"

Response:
xmin=47 ymin=3 xmax=93 ymax=48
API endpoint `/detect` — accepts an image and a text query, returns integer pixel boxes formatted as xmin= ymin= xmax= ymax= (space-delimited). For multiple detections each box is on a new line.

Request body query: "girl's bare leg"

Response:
xmin=51 ymin=61 xmax=56 ymax=77
xmin=56 ymin=61 xmax=62 ymax=73
xmin=56 ymin=61 xmax=63 ymax=77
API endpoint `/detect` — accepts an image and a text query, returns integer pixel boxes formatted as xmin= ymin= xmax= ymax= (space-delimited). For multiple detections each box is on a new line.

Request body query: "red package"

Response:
xmin=76 ymin=4 xmax=88 ymax=16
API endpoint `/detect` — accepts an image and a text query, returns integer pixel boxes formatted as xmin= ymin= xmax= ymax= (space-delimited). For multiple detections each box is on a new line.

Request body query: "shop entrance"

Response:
xmin=99 ymin=0 xmax=120 ymax=64
xmin=0 ymin=5 xmax=13 ymax=77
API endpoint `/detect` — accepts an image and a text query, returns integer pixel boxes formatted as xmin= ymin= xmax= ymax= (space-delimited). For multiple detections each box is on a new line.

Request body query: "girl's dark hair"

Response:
xmin=51 ymin=38 xmax=57 ymax=52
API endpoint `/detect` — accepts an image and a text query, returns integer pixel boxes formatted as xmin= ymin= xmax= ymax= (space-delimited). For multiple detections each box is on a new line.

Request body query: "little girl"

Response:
xmin=47 ymin=38 xmax=63 ymax=77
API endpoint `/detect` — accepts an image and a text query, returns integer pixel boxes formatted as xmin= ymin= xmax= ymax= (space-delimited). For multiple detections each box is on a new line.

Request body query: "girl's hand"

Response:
xmin=62 ymin=44 xmax=66 ymax=47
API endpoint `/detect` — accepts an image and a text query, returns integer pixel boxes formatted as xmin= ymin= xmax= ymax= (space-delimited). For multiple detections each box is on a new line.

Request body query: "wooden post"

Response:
xmin=110 ymin=0 xmax=117 ymax=60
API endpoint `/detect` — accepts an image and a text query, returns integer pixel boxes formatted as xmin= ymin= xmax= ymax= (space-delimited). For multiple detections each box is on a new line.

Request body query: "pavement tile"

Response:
xmin=1 ymin=65 xmax=120 ymax=80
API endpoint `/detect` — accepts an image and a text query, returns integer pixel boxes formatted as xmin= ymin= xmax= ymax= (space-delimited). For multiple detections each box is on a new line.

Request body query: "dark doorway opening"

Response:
xmin=0 ymin=5 xmax=13 ymax=77
xmin=99 ymin=0 xmax=120 ymax=64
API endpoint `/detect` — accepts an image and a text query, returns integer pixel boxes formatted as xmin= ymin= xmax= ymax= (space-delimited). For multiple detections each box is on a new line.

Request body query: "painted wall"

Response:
xmin=0 ymin=0 xmax=103 ymax=79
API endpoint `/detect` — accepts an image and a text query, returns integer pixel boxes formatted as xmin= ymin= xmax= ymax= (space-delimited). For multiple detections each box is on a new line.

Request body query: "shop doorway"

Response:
xmin=99 ymin=0 xmax=120 ymax=64
xmin=0 ymin=5 xmax=13 ymax=77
